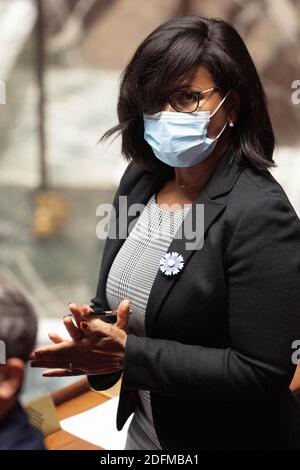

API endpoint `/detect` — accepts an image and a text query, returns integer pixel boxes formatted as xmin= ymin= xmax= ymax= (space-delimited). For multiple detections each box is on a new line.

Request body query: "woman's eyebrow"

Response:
xmin=178 ymin=85 xmax=207 ymax=92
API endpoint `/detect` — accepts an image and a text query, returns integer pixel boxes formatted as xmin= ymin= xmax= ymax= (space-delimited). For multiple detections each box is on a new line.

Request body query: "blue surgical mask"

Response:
xmin=143 ymin=91 xmax=230 ymax=168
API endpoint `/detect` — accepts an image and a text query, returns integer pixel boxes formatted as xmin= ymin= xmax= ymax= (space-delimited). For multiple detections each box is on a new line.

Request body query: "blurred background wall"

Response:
xmin=0 ymin=0 xmax=299 ymax=400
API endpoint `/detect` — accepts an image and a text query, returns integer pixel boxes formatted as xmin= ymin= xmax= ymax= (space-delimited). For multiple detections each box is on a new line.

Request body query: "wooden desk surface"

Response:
xmin=45 ymin=381 xmax=119 ymax=450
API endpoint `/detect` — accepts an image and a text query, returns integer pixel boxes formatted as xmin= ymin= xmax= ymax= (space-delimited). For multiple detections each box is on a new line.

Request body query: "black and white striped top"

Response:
xmin=105 ymin=192 xmax=191 ymax=450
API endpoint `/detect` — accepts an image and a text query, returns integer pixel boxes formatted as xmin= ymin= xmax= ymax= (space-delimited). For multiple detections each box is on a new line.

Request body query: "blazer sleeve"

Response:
xmin=87 ymin=161 xmax=135 ymax=391
xmin=122 ymin=195 xmax=300 ymax=403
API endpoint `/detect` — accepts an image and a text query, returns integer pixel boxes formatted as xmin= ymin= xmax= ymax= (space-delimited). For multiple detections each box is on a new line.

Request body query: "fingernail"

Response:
xmin=68 ymin=301 xmax=75 ymax=305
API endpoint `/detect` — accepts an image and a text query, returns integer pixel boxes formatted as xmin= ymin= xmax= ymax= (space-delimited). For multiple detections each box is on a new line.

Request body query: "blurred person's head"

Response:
xmin=0 ymin=277 xmax=37 ymax=419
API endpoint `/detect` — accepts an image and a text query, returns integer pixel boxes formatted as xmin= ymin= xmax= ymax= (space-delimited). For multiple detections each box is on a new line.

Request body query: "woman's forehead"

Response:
xmin=181 ymin=65 xmax=215 ymax=89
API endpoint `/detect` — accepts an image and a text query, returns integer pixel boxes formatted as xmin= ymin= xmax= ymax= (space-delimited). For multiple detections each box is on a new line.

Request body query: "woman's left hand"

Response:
xmin=30 ymin=301 xmax=130 ymax=377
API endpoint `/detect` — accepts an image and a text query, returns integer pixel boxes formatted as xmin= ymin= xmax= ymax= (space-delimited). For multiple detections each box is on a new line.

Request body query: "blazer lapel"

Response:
xmin=99 ymin=169 xmax=170 ymax=310
xmin=99 ymin=152 xmax=244 ymax=327
xmin=144 ymin=190 xmax=225 ymax=335
xmin=144 ymin=154 xmax=245 ymax=335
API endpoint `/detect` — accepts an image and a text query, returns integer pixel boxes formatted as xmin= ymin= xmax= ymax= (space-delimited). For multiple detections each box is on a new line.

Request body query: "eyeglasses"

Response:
xmin=168 ymin=87 xmax=219 ymax=113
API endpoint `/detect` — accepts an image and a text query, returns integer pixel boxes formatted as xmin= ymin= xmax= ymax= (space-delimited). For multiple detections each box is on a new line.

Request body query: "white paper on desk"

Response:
xmin=60 ymin=396 xmax=133 ymax=450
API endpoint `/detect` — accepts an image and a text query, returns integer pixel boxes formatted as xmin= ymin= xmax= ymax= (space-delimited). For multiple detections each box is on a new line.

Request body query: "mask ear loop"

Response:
xmin=210 ymin=90 xmax=231 ymax=118
xmin=211 ymin=121 xmax=228 ymax=141
xmin=207 ymin=90 xmax=232 ymax=141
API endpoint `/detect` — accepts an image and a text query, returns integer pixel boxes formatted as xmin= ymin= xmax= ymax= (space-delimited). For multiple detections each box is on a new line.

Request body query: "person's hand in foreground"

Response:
xmin=30 ymin=299 xmax=130 ymax=377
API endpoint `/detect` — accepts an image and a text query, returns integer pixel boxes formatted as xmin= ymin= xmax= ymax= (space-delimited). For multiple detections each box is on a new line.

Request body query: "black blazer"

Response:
xmin=89 ymin=152 xmax=300 ymax=450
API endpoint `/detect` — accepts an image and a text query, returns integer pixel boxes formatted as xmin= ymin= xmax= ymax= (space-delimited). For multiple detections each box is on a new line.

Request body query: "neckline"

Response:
xmin=152 ymin=193 xmax=192 ymax=213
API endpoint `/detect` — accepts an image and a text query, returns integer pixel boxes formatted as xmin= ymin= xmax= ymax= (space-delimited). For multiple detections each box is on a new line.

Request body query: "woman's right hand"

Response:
xmin=48 ymin=299 xmax=131 ymax=344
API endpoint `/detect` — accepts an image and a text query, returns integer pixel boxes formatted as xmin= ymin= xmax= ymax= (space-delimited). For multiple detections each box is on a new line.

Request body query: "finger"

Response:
xmin=68 ymin=303 xmax=93 ymax=328
xmin=80 ymin=318 xmax=110 ymax=337
xmin=69 ymin=303 xmax=92 ymax=316
xmin=32 ymin=341 xmax=75 ymax=360
xmin=42 ymin=369 xmax=83 ymax=377
xmin=31 ymin=360 xmax=77 ymax=368
xmin=116 ymin=299 xmax=131 ymax=331
xmin=63 ymin=316 xmax=83 ymax=341
xmin=48 ymin=332 xmax=64 ymax=344
xmin=82 ymin=304 xmax=93 ymax=315
xmin=68 ymin=303 xmax=86 ymax=326
xmin=68 ymin=303 xmax=92 ymax=316
xmin=68 ymin=302 xmax=81 ymax=313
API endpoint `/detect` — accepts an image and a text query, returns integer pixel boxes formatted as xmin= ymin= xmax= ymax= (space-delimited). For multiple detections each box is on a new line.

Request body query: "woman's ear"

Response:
xmin=226 ymin=90 xmax=240 ymax=124
xmin=0 ymin=358 xmax=24 ymax=401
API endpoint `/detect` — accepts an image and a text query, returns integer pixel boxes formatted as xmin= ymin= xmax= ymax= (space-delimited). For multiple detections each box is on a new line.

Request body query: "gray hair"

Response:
xmin=0 ymin=277 xmax=37 ymax=362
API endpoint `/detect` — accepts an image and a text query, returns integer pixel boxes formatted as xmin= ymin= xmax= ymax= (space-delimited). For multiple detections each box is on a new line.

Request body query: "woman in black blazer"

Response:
xmin=31 ymin=16 xmax=300 ymax=449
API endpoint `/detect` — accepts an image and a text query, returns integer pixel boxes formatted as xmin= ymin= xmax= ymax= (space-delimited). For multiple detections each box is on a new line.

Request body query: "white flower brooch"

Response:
xmin=159 ymin=251 xmax=184 ymax=276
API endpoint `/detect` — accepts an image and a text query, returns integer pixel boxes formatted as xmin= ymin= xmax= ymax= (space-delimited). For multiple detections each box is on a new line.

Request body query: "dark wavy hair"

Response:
xmin=101 ymin=15 xmax=275 ymax=174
